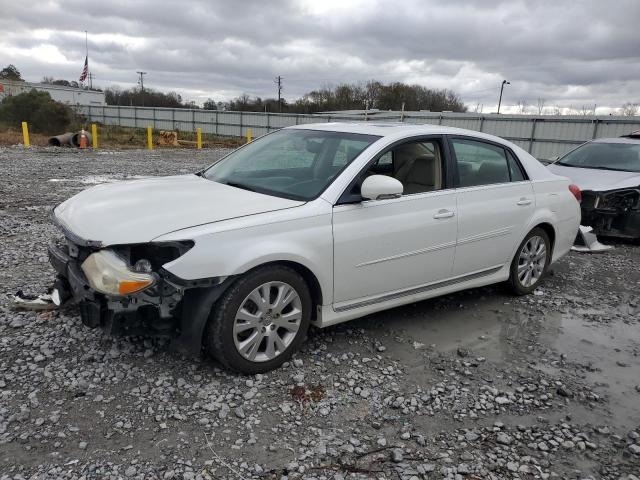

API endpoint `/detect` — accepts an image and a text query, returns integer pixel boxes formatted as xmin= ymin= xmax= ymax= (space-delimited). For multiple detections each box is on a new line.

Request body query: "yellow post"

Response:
xmin=21 ymin=122 xmax=30 ymax=147
xmin=147 ymin=126 xmax=153 ymax=150
xmin=196 ymin=128 xmax=202 ymax=149
xmin=91 ymin=123 xmax=98 ymax=149
xmin=246 ymin=128 xmax=252 ymax=143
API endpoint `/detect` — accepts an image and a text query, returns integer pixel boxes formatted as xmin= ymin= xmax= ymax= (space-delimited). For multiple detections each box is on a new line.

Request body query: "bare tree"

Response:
xmin=579 ymin=104 xmax=596 ymax=116
xmin=536 ymin=98 xmax=546 ymax=115
xmin=552 ymin=105 xmax=562 ymax=115
xmin=473 ymin=102 xmax=484 ymax=113
xmin=516 ymin=100 xmax=529 ymax=114
xmin=620 ymin=102 xmax=639 ymax=116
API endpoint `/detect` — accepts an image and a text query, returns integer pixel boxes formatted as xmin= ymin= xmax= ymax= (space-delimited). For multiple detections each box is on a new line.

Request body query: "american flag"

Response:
xmin=79 ymin=56 xmax=88 ymax=82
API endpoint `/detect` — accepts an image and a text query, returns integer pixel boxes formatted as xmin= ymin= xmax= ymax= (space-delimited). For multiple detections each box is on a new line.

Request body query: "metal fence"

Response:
xmin=78 ymin=105 xmax=640 ymax=159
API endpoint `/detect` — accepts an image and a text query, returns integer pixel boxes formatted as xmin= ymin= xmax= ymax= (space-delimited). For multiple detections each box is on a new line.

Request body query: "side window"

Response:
xmin=507 ymin=151 xmax=526 ymax=182
xmin=367 ymin=151 xmax=393 ymax=175
xmin=452 ymin=139 xmax=511 ymax=187
xmin=377 ymin=151 xmax=393 ymax=167
xmin=364 ymin=140 xmax=444 ymax=195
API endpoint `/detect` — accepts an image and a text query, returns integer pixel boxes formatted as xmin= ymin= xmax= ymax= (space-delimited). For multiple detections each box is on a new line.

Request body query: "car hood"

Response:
xmin=53 ymin=174 xmax=304 ymax=246
xmin=547 ymin=164 xmax=640 ymax=192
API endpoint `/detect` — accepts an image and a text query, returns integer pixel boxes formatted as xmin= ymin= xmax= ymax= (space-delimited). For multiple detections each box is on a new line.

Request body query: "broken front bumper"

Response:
xmin=48 ymin=239 xmax=178 ymax=332
xmin=47 ymin=238 xmax=230 ymax=356
xmin=48 ymin=237 xmax=185 ymax=333
xmin=48 ymin=240 xmax=94 ymax=302
xmin=581 ymin=189 xmax=640 ymax=239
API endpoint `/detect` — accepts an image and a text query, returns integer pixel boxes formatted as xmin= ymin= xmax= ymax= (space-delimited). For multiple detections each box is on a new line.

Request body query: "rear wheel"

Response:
xmin=508 ymin=227 xmax=550 ymax=295
xmin=205 ymin=265 xmax=311 ymax=374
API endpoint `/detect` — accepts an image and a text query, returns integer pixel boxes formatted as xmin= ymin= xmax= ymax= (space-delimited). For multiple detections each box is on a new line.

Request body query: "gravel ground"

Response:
xmin=1 ymin=146 xmax=639 ymax=480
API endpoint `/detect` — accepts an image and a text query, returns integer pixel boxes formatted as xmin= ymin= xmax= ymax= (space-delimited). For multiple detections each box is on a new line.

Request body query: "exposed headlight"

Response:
xmin=133 ymin=258 xmax=153 ymax=273
xmin=81 ymin=250 xmax=155 ymax=296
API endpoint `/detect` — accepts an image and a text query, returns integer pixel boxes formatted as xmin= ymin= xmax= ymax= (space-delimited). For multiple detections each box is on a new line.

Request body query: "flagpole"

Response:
xmin=84 ymin=30 xmax=91 ymax=89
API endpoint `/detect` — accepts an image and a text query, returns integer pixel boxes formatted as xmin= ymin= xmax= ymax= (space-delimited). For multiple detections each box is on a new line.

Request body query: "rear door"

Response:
xmin=448 ymin=136 xmax=535 ymax=276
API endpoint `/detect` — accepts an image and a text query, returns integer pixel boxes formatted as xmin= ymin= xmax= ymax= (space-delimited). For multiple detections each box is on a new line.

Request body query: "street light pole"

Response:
xmin=497 ymin=80 xmax=510 ymax=114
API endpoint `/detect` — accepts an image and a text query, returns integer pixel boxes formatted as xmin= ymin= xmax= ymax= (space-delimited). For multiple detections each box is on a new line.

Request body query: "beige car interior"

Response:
xmin=368 ymin=141 xmax=443 ymax=195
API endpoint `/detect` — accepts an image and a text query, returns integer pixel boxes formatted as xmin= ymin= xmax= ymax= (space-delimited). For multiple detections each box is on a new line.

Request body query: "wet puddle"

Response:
xmin=543 ymin=310 xmax=640 ymax=428
xmin=353 ymin=291 xmax=639 ymax=428
xmin=356 ymin=291 xmax=527 ymax=364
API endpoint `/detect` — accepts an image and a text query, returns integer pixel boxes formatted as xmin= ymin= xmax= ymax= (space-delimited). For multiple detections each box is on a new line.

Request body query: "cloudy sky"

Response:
xmin=1 ymin=0 xmax=639 ymax=113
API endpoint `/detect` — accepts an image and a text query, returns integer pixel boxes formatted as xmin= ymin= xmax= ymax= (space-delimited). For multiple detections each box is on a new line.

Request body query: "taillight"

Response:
xmin=569 ymin=184 xmax=581 ymax=203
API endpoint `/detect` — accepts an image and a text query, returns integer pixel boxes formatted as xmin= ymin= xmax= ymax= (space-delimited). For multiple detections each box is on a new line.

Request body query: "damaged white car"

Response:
xmin=49 ymin=123 xmax=580 ymax=373
xmin=548 ymin=132 xmax=640 ymax=239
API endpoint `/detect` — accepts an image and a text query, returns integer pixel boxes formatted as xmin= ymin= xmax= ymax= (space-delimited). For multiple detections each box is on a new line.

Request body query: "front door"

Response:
xmin=332 ymin=137 xmax=458 ymax=307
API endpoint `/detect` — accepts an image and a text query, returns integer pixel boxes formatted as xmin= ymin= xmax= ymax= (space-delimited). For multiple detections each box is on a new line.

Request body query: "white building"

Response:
xmin=0 ymin=80 xmax=105 ymax=106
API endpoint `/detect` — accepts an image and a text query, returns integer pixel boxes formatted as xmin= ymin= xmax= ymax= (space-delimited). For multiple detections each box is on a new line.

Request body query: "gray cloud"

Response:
xmin=1 ymin=0 xmax=639 ymax=112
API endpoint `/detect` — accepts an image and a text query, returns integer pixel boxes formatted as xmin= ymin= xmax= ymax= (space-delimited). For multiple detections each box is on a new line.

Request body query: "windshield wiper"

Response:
xmin=578 ymin=165 xmax=632 ymax=172
xmin=555 ymin=163 xmax=632 ymax=172
xmin=225 ymin=181 xmax=255 ymax=192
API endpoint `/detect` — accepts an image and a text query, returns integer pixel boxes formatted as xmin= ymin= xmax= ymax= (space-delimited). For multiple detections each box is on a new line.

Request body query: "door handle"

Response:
xmin=517 ymin=198 xmax=532 ymax=206
xmin=433 ymin=209 xmax=455 ymax=219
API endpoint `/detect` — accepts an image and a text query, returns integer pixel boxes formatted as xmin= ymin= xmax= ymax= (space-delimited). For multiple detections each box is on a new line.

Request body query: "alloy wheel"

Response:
xmin=232 ymin=281 xmax=303 ymax=362
xmin=517 ymin=235 xmax=547 ymax=288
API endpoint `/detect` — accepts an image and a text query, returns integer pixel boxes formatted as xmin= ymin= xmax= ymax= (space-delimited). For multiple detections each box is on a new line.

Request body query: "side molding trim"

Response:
xmin=334 ymin=265 xmax=503 ymax=312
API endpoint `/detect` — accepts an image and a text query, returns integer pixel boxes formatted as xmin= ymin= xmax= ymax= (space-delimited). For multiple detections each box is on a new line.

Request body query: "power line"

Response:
xmin=275 ymin=75 xmax=282 ymax=113
xmin=459 ymin=86 xmax=502 ymax=98
xmin=137 ymin=71 xmax=147 ymax=106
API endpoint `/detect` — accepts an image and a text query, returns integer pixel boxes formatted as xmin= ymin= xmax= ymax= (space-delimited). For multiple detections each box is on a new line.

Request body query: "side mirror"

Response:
xmin=361 ymin=175 xmax=403 ymax=200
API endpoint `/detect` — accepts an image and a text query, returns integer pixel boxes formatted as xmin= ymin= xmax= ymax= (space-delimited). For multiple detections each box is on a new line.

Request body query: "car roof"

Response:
xmin=591 ymin=137 xmax=640 ymax=145
xmin=287 ymin=122 xmax=485 ymax=138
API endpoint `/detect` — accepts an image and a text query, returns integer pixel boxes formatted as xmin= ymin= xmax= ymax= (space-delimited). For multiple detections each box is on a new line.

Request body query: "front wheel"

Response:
xmin=204 ymin=265 xmax=312 ymax=374
xmin=508 ymin=227 xmax=551 ymax=295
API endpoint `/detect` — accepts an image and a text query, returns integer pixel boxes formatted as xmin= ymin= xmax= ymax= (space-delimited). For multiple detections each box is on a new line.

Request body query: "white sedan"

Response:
xmin=49 ymin=123 xmax=580 ymax=373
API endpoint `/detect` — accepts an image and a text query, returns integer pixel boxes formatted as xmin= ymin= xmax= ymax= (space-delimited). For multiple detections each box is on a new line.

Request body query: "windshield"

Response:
xmin=203 ymin=129 xmax=380 ymax=200
xmin=556 ymin=142 xmax=640 ymax=173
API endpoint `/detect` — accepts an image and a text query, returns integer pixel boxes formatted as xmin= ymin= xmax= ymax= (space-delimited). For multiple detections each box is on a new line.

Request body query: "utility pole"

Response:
xmin=137 ymin=71 xmax=147 ymax=106
xmin=497 ymin=79 xmax=510 ymax=114
xmin=275 ymin=75 xmax=283 ymax=113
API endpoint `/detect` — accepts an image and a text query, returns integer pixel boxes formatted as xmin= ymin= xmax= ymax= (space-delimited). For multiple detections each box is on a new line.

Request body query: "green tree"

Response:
xmin=0 ymin=64 xmax=23 ymax=81
xmin=0 ymin=89 xmax=74 ymax=134
xmin=104 ymin=86 xmax=187 ymax=108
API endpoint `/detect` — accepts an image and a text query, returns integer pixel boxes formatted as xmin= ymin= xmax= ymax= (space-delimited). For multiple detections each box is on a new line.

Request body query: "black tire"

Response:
xmin=508 ymin=227 xmax=551 ymax=296
xmin=205 ymin=265 xmax=312 ymax=374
